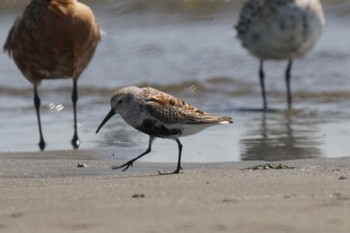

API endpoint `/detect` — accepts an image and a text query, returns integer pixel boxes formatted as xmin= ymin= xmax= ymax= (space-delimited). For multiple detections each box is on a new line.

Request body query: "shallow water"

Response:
xmin=0 ymin=0 xmax=349 ymax=163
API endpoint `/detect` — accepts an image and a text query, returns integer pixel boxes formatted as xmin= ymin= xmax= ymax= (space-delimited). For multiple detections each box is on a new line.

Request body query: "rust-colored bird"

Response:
xmin=3 ymin=0 xmax=101 ymax=150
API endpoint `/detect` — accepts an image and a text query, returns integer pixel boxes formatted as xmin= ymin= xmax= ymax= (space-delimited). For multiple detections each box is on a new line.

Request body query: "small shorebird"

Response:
xmin=96 ymin=86 xmax=233 ymax=174
xmin=3 ymin=0 xmax=101 ymax=150
xmin=235 ymin=0 xmax=325 ymax=110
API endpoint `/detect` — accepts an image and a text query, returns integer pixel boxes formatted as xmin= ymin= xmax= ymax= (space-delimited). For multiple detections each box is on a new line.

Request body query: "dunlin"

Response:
xmin=4 ymin=0 xmax=101 ymax=150
xmin=235 ymin=0 xmax=325 ymax=110
xmin=96 ymin=86 xmax=233 ymax=174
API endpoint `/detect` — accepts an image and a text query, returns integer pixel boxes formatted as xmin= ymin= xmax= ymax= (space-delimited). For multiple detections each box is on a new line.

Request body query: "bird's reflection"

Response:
xmin=240 ymin=112 xmax=322 ymax=161
xmin=96 ymin=123 xmax=139 ymax=149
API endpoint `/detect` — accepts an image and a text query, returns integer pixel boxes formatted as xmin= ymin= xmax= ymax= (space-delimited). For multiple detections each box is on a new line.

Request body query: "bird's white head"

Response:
xmin=96 ymin=86 xmax=140 ymax=134
xmin=110 ymin=86 xmax=140 ymax=113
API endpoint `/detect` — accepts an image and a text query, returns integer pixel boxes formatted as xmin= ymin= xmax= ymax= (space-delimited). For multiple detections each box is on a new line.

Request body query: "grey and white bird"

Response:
xmin=235 ymin=0 xmax=325 ymax=110
xmin=96 ymin=86 xmax=233 ymax=174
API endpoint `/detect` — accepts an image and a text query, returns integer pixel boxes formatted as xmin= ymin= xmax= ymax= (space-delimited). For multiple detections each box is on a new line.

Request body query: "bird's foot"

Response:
xmin=38 ymin=139 xmax=46 ymax=151
xmin=112 ymin=161 xmax=134 ymax=171
xmin=71 ymin=136 xmax=80 ymax=149
xmin=158 ymin=166 xmax=183 ymax=175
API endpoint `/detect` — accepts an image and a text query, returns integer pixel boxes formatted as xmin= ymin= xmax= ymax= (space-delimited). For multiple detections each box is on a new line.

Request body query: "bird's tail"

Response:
xmin=197 ymin=114 xmax=233 ymax=124
xmin=218 ymin=116 xmax=234 ymax=124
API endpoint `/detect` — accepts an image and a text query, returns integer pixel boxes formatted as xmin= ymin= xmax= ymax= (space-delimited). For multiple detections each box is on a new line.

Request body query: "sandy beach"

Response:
xmin=0 ymin=151 xmax=349 ymax=233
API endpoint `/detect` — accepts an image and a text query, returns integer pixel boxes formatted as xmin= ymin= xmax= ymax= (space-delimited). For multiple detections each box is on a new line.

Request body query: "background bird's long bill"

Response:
xmin=96 ymin=109 xmax=115 ymax=133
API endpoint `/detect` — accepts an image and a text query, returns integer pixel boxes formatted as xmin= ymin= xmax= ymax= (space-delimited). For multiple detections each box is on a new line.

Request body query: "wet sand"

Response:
xmin=0 ymin=151 xmax=349 ymax=233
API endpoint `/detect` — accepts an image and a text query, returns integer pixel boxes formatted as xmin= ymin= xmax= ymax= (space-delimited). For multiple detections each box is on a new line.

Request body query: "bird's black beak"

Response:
xmin=96 ymin=109 xmax=116 ymax=134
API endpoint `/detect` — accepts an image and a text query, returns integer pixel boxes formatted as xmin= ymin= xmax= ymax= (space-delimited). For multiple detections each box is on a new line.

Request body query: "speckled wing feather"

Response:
xmin=235 ymin=0 xmax=293 ymax=37
xmin=236 ymin=0 xmax=264 ymax=37
xmin=142 ymin=87 xmax=232 ymax=124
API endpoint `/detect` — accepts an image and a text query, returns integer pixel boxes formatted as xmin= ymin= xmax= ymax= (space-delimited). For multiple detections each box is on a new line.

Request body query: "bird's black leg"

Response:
xmin=173 ymin=139 xmax=183 ymax=174
xmin=34 ymin=85 xmax=46 ymax=151
xmin=259 ymin=59 xmax=268 ymax=111
xmin=285 ymin=59 xmax=293 ymax=110
xmin=112 ymin=137 xmax=154 ymax=171
xmin=71 ymin=79 xmax=80 ymax=149
xmin=159 ymin=139 xmax=183 ymax=175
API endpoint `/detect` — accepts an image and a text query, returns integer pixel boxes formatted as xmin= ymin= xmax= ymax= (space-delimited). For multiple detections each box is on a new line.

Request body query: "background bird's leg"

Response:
xmin=33 ymin=85 xmax=45 ymax=151
xmin=259 ymin=59 xmax=268 ymax=111
xmin=112 ymin=137 xmax=154 ymax=171
xmin=71 ymin=79 xmax=80 ymax=149
xmin=285 ymin=59 xmax=293 ymax=110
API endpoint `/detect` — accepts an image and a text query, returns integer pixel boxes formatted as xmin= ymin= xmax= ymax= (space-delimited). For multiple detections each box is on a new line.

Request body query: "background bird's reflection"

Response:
xmin=240 ymin=112 xmax=322 ymax=161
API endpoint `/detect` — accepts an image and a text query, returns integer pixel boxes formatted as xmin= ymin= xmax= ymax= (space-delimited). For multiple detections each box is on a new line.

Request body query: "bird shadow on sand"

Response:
xmin=108 ymin=168 xmax=185 ymax=178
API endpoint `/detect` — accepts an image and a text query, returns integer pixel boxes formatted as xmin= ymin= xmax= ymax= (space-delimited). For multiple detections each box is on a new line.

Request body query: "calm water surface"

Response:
xmin=0 ymin=0 xmax=349 ymax=163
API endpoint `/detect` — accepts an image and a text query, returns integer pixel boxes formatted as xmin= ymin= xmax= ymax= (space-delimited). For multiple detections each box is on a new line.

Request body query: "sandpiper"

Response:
xmin=96 ymin=86 xmax=233 ymax=174
xmin=235 ymin=0 xmax=325 ymax=110
xmin=3 ymin=0 xmax=101 ymax=150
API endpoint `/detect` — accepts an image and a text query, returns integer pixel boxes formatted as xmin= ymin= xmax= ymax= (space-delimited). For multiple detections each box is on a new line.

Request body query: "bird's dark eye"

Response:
xmin=118 ymin=99 xmax=123 ymax=104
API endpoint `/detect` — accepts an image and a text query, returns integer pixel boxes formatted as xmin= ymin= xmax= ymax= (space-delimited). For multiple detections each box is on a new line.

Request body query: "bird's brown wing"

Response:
xmin=142 ymin=87 xmax=231 ymax=124
xmin=3 ymin=17 xmax=20 ymax=56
